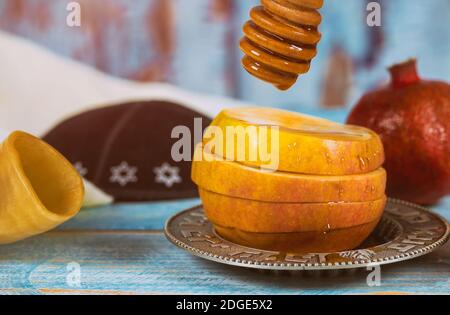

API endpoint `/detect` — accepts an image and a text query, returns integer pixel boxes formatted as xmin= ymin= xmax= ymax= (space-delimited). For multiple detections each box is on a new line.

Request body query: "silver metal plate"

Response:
xmin=164 ymin=199 xmax=449 ymax=271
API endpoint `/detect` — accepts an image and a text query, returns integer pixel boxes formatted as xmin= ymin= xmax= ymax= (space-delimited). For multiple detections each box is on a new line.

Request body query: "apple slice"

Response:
xmin=205 ymin=107 xmax=384 ymax=175
xmin=214 ymin=219 xmax=380 ymax=253
xmin=200 ymin=189 xmax=386 ymax=233
xmin=193 ymin=145 xmax=386 ymax=203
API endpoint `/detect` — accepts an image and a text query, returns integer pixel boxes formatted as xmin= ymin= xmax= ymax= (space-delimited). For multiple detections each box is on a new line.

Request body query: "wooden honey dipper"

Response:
xmin=240 ymin=0 xmax=324 ymax=90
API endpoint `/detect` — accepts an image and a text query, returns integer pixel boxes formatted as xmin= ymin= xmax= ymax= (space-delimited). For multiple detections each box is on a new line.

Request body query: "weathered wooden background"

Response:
xmin=1 ymin=0 xmax=450 ymax=108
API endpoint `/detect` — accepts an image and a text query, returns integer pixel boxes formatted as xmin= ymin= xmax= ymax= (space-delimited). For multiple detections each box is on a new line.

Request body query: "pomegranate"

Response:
xmin=347 ymin=59 xmax=450 ymax=205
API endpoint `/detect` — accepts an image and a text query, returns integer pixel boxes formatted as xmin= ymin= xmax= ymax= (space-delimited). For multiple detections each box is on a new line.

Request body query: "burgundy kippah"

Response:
xmin=43 ymin=100 xmax=211 ymax=201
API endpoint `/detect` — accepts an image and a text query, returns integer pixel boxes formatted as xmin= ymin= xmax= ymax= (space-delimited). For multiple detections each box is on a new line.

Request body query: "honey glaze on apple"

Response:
xmin=225 ymin=107 xmax=374 ymax=140
xmin=240 ymin=0 xmax=324 ymax=90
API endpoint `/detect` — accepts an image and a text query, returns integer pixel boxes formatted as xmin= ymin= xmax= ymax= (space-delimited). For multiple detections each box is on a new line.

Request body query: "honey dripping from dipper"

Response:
xmin=240 ymin=0 xmax=324 ymax=90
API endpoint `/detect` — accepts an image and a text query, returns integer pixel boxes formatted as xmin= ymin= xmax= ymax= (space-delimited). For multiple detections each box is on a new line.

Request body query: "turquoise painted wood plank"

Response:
xmin=58 ymin=198 xmax=200 ymax=231
xmin=58 ymin=197 xmax=450 ymax=232
xmin=431 ymin=196 xmax=450 ymax=220
xmin=2 ymin=191 xmax=448 ymax=294
xmin=0 ymin=232 xmax=448 ymax=295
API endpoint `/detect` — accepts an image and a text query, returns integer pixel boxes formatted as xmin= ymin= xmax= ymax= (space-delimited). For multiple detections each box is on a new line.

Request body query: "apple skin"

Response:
xmin=215 ymin=220 xmax=381 ymax=253
xmin=200 ymin=189 xmax=386 ymax=233
xmin=193 ymin=146 xmax=386 ymax=203
xmin=348 ymin=60 xmax=450 ymax=205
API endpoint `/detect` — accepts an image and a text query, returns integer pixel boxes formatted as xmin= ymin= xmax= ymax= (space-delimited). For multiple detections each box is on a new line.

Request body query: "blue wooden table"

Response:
xmin=0 ymin=196 xmax=449 ymax=295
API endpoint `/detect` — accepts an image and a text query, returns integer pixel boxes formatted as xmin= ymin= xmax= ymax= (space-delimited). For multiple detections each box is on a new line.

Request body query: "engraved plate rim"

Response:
xmin=164 ymin=198 xmax=450 ymax=271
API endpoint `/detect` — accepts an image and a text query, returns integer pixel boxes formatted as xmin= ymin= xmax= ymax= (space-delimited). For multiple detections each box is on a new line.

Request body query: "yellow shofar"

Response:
xmin=0 ymin=131 xmax=84 ymax=244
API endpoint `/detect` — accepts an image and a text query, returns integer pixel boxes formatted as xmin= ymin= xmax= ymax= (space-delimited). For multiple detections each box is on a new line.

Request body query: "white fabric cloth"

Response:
xmin=82 ymin=179 xmax=114 ymax=208
xmin=0 ymin=129 xmax=7 ymax=142
xmin=0 ymin=31 xmax=249 ymax=207
xmin=0 ymin=31 xmax=247 ymax=137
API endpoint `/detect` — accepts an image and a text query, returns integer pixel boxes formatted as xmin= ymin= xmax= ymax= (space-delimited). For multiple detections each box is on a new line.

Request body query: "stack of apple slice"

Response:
xmin=192 ymin=108 xmax=386 ymax=253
